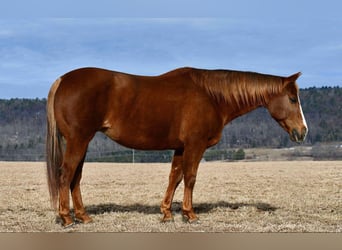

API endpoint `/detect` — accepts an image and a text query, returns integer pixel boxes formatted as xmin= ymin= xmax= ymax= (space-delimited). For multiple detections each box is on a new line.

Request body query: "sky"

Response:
xmin=0 ymin=1 xmax=341 ymax=98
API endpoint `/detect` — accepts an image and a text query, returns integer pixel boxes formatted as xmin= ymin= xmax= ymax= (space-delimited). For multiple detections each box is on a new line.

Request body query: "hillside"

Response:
xmin=0 ymin=87 xmax=341 ymax=161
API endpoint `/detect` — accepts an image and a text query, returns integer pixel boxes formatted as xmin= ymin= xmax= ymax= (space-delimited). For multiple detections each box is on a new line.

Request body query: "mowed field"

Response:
xmin=0 ymin=161 xmax=341 ymax=232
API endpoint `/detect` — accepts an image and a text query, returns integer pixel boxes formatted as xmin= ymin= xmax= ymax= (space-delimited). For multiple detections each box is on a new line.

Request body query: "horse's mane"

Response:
xmin=188 ymin=68 xmax=285 ymax=107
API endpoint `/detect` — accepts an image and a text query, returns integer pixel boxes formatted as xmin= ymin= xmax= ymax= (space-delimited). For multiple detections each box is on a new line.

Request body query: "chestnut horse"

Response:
xmin=46 ymin=67 xmax=307 ymax=227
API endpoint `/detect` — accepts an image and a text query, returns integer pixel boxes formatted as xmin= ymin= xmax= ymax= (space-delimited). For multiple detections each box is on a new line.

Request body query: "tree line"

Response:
xmin=0 ymin=86 xmax=341 ymax=161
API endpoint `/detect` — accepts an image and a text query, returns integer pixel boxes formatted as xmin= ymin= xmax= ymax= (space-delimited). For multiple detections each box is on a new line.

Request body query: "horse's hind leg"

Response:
xmin=59 ymin=138 xmax=89 ymax=227
xmin=160 ymin=149 xmax=184 ymax=222
xmin=71 ymin=155 xmax=93 ymax=224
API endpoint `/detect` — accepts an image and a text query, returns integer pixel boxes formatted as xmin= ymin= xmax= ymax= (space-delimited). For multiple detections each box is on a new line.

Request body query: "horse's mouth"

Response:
xmin=290 ymin=132 xmax=301 ymax=144
xmin=290 ymin=128 xmax=307 ymax=143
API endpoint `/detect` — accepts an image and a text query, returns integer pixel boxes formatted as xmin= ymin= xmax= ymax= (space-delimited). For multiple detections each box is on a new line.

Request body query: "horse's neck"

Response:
xmin=218 ymin=81 xmax=270 ymax=124
xmin=189 ymin=68 xmax=283 ymax=125
xmin=221 ymin=95 xmax=264 ymax=125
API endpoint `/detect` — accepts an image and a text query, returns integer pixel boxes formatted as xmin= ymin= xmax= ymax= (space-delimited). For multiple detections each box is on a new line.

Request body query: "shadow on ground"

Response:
xmin=85 ymin=201 xmax=277 ymax=216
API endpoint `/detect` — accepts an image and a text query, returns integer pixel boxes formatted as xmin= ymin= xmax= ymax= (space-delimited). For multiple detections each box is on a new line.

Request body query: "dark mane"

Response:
xmin=189 ymin=68 xmax=285 ymax=107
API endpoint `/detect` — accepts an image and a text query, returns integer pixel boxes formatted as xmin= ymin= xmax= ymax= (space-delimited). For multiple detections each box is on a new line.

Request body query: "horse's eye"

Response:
xmin=289 ymin=97 xmax=297 ymax=104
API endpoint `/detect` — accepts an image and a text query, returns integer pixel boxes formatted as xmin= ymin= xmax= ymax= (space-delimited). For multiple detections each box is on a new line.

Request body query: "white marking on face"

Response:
xmin=298 ymin=94 xmax=308 ymax=136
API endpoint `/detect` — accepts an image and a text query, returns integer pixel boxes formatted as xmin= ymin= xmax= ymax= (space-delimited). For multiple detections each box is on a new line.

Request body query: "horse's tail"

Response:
xmin=46 ymin=77 xmax=63 ymax=211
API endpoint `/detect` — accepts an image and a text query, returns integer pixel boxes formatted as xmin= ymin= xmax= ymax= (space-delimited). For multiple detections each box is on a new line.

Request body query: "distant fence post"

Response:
xmin=132 ymin=149 xmax=135 ymax=164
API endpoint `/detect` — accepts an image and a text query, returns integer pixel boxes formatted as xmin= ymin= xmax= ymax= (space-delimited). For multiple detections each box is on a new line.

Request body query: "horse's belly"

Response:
xmin=103 ymin=122 xmax=182 ymax=150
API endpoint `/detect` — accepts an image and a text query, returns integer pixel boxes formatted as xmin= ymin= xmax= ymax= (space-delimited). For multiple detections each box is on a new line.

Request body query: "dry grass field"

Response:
xmin=0 ymin=161 xmax=341 ymax=232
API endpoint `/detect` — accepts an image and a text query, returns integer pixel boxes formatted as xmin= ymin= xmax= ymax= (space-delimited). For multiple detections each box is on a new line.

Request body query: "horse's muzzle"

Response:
xmin=290 ymin=127 xmax=307 ymax=143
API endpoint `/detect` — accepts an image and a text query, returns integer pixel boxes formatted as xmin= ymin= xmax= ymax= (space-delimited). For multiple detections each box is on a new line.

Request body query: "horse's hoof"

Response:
xmin=75 ymin=214 xmax=93 ymax=224
xmin=182 ymin=215 xmax=200 ymax=224
xmin=188 ymin=217 xmax=200 ymax=224
xmin=63 ymin=221 xmax=75 ymax=228
xmin=60 ymin=215 xmax=74 ymax=228
xmin=161 ymin=216 xmax=174 ymax=223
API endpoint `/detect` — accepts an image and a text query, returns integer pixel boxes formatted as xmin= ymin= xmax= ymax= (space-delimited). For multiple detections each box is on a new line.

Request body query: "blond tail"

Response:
xmin=46 ymin=78 xmax=63 ymax=210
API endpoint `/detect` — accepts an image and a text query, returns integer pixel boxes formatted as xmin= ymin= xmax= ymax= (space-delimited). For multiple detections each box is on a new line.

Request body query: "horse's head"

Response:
xmin=267 ymin=72 xmax=308 ymax=143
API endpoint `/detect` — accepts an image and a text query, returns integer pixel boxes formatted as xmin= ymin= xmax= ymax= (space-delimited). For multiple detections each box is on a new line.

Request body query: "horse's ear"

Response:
xmin=285 ymin=72 xmax=302 ymax=83
xmin=283 ymin=72 xmax=301 ymax=93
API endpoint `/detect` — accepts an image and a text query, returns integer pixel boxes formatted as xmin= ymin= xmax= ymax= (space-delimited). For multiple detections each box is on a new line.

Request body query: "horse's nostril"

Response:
xmin=292 ymin=129 xmax=300 ymax=142
xmin=301 ymin=127 xmax=307 ymax=139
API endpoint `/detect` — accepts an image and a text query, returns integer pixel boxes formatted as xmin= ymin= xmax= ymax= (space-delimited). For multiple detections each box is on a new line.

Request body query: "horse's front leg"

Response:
xmin=181 ymin=143 xmax=206 ymax=223
xmin=160 ymin=149 xmax=184 ymax=222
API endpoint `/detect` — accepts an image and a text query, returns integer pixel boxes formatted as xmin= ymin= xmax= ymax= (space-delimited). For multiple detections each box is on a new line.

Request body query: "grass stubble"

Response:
xmin=0 ymin=161 xmax=341 ymax=232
